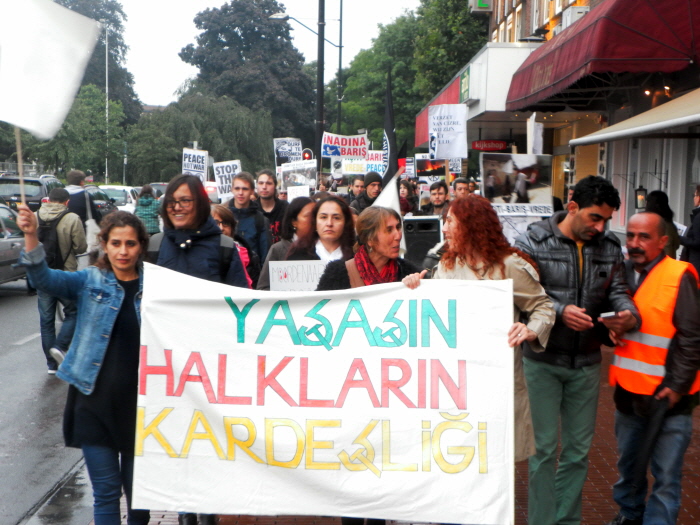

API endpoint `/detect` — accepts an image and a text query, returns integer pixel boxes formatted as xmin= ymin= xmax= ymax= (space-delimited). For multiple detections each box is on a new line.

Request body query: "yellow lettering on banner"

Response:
xmin=265 ymin=418 xmax=304 ymax=468
xmin=422 ymin=420 xmax=432 ymax=471
xmin=223 ymin=417 xmax=263 ymax=463
xmin=338 ymin=419 xmax=380 ymax=477
xmin=135 ymin=407 xmax=177 ymax=457
xmin=432 ymin=412 xmax=474 ymax=473
xmin=305 ymin=420 xmax=341 ymax=470
xmin=381 ymin=420 xmax=417 ymax=471
xmin=478 ymin=422 xmax=488 ymax=473
xmin=180 ymin=410 xmax=225 ymax=460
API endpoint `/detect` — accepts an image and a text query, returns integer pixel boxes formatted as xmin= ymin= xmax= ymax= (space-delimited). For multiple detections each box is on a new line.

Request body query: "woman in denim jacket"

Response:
xmin=17 ymin=206 xmax=151 ymax=525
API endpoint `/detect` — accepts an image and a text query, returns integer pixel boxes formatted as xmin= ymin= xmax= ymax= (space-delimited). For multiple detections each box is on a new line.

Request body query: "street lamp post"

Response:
xmin=336 ymin=0 xmax=343 ymax=134
xmin=100 ymin=19 xmax=109 ymax=184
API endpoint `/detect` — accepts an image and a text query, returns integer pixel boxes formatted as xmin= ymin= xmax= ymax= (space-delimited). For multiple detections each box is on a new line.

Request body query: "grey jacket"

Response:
xmin=515 ymin=211 xmax=639 ymax=368
xmin=37 ymin=202 xmax=87 ymax=272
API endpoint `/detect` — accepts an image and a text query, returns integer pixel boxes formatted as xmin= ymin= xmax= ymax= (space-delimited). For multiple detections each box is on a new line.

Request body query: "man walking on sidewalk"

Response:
xmin=606 ymin=212 xmax=700 ymax=525
xmin=516 ymin=175 xmax=640 ymax=525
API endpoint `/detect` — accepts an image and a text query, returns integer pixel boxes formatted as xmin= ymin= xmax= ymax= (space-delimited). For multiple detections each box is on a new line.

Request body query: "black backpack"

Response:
xmin=37 ymin=210 xmax=71 ymax=270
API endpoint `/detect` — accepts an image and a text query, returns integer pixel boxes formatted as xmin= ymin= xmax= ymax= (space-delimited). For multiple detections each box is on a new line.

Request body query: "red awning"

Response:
xmin=506 ymin=0 xmax=700 ymax=111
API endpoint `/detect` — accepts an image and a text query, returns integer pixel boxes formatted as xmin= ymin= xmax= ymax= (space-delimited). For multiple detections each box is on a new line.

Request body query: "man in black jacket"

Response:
xmin=515 ymin=175 xmax=640 ymax=525
xmin=256 ymin=170 xmax=288 ymax=245
xmin=349 ymin=172 xmax=382 ymax=212
xmin=679 ymin=184 xmax=700 ymax=275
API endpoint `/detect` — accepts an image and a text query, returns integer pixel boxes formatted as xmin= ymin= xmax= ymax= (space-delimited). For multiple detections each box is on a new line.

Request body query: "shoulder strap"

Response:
xmin=84 ymin=190 xmax=93 ymax=221
xmin=345 ymin=259 xmax=365 ymax=288
xmin=219 ymin=235 xmax=235 ymax=282
xmin=147 ymin=233 xmax=164 ymax=264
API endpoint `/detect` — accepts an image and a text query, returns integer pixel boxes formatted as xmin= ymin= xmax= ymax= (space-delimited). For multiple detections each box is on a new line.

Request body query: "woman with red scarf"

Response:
xmin=317 ymin=206 xmax=421 ymax=290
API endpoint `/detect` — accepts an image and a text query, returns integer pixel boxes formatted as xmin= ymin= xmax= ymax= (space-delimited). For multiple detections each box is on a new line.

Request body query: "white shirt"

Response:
xmin=315 ymin=240 xmax=343 ymax=262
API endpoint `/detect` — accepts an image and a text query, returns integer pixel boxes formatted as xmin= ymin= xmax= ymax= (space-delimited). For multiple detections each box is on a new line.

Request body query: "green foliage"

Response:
xmin=25 ymin=84 xmax=126 ymax=178
xmin=413 ymin=0 xmax=488 ymax=99
xmin=180 ymin=0 xmax=315 ymax=146
xmin=56 ymin=0 xmax=142 ymax=124
xmin=126 ymin=91 xmax=274 ymax=185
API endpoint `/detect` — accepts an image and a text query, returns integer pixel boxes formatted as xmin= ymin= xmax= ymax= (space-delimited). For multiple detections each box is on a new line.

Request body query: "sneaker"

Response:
xmin=605 ymin=514 xmax=643 ymax=525
xmin=47 ymin=368 xmax=57 ymax=375
xmin=50 ymin=347 xmax=66 ymax=365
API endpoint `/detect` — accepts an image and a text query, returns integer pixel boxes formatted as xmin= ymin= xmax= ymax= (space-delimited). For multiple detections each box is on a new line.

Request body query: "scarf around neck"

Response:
xmin=354 ymin=244 xmax=398 ymax=286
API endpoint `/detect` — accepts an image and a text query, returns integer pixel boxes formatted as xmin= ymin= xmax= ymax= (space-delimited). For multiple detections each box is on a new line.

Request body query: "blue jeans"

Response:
xmin=37 ymin=289 xmax=77 ymax=367
xmin=82 ymin=445 xmax=150 ymax=525
xmin=613 ymin=409 xmax=692 ymax=524
xmin=524 ymin=358 xmax=601 ymax=525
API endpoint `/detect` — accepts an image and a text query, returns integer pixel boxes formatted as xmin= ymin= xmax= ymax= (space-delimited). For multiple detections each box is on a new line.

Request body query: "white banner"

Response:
xmin=134 ymin=265 xmax=515 ymax=523
xmin=182 ymin=148 xmax=209 ymax=182
xmin=322 ymin=132 xmax=369 ymax=159
xmin=286 ymin=185 xmax=310 ymax=202
xmin=429 ymin=104 xmax=468 ymax=159
xmin=274 ymin=138 xmax=303 ymax=166
xmin=212 ymin=160 xmax=241 ymax=203
xmin=269 ymin=260 xmax=328 ymax=291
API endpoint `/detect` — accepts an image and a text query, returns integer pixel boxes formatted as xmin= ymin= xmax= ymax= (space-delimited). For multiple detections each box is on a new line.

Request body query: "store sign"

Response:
xmin=469 ymin=0 xmax=493 ymax=12
xmin=472 ymin=140 xmax=507 ymax=151
xmin=460 ymin=67 xmax=470 ymax=103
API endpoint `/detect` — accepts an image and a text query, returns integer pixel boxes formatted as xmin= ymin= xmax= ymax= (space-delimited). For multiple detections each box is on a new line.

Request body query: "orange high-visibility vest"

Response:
xmin=610 ymin=256 xmax=700 ymax=395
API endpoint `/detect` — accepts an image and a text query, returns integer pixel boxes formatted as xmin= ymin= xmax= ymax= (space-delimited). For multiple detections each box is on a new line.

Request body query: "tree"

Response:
xmin=413 ymin=0 xmax=488 ymax=99
xmin=56 ymin=0 xmax=143 ymax=125
xmin=180 ymin=0 xmax=315 ymax=147
xmin=26 ymin=84 xmax=126 ymax=177
xmin=126 ymin=90 xmax=274 ymax=185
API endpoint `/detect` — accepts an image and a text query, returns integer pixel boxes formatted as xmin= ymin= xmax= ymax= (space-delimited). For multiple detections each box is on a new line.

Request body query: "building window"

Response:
xmin=507 ymin=15 xmax=514 ymax=42
xmin=515 ymin=5 xmax=523 ymax=40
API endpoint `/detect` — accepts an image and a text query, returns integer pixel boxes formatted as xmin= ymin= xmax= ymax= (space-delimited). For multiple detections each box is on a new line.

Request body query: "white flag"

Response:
xmin=372 ymin=168 xmax=407 ymax=255
xmin=0 ymin=0 xmax=100 ymax=140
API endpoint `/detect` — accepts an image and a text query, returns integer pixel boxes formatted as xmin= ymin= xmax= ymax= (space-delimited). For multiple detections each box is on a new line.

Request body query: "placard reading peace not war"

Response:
xmin=133 ymin=265 xmax=515 ymax=524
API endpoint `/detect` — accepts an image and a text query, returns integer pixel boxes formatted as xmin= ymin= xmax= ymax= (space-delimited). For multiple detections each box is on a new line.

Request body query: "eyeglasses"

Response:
xmin=214 ymin=220 xmax=224 ymax=226
xmin=165 ymin=198 xmax=194 ymax=209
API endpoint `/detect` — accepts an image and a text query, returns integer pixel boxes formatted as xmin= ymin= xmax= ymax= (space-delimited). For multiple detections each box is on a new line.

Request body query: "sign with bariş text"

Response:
xmin=212 ymin=160 xmax=241 ymax=203
xmin=182 ymin=148 xmax=208 ymax=182
xmin=321 ymin=132 xmax=368 ymax=159
xmin=133 ymin=265 xmax=514 ymax=523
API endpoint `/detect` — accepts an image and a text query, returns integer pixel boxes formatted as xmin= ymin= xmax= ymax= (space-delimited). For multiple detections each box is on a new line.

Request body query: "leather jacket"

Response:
xmin=20 ymin=244 xmax=142 ymax=394
xmin=515 ymin=212 xmax=639 ymax=368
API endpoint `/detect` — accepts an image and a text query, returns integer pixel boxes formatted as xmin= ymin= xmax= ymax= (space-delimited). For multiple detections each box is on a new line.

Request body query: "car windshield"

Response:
xmin=102 ymin=188 xmax=128 ymax=205
xmin=0 ymin=207 xmax=22 ymax=237
xmin=0 ymin=180 xmax=43 ymax=198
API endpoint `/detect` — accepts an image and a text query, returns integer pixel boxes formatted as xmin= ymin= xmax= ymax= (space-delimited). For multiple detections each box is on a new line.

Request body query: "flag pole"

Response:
xmin=14 ymin=126 xmax=25 ymax=205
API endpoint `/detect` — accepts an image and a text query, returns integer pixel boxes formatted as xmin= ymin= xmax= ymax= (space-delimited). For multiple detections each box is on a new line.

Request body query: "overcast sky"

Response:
xmin=119 ymin=0 xmax=420 ymax=106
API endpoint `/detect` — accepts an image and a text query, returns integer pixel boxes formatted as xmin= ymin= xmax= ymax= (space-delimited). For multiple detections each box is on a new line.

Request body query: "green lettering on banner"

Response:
xmin=373 ymin=300 xmax=407 ymax=347
xmin=224 ymin=298 xmax=259 ymax=343
xmin=298 ymin=299 xmax=334 ymax=350
xmin=409 ymin=299 xmax=418 ymax=347
xmin=256 ymin=301 xmax=301 ymax=345
xmin=332 ymin=300 xmax=377 ymax=347
xmin=421 ymin=299 xmax=457 ymax=348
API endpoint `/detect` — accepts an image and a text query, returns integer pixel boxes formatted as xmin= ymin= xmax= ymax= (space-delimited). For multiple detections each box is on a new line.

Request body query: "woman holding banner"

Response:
xmin=256 ymin=196 xmax=314 ymax=290
xmin=16 ymin=207 xmax=151 ymax=525
xmin=317 ymin=206 xmax=422 ymax=291
xmin=405 ymin=195 xmax=555 ymax=461
xmin=286 ymin=195 xmax=355 ymax=263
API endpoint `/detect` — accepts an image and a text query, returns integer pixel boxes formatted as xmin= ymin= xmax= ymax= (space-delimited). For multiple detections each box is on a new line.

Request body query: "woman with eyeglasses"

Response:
xmin=149 ymin=174 xmax=248 ymax=289
xmin=211 ymin=204 xmax=258 ymax=288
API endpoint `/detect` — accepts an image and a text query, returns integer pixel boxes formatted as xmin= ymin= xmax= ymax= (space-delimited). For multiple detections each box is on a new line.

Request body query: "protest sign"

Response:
xmin=213 ymin=160 xmax=241 ymax=203
xmin=428 ymin=104 xmax=468 ymax=159
xmin=415 ymin=154 xmax=447 ymax=184
xmin=480 ymin=153 xmax=553 ymax=216
xmin=182 ymin=148 xmax=209 ymax=182
xmin=322 ymin=132 xmax=369 ymax=159
xmin=133 ymin=265 xmax=515 ymax=523
xmin=342 ymin=159 xmax=366 ymax=176
xmin=269 ymin=261 xmax=328 ymax=291
xmin=366 ymin=150 xmax=384 ymax=174
xmin=274 ymin=138 xmax=303 ymax=166
xmin=280 ymin=160 xmax=317 ymax=191
xmin=286 ymin=184 xmax=310 ymax=202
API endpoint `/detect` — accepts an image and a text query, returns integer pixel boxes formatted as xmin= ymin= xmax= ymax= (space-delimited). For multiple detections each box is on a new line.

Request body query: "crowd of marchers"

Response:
xmin=14 ymin=166 xmax=700 ymax=525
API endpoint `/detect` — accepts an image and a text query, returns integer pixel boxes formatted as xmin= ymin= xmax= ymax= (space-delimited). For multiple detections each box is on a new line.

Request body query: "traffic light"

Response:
xmin=302 ymin=148 xmax=314 ymax=161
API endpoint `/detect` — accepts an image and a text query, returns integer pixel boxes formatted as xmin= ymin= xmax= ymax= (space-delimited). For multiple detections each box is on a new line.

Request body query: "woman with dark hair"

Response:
xmin=317 ymin=206 xmax=421 ymax=290
xmin=152 ymin=174 xmax=248 ymax=288
xmin=256 ymin=196 xmax=315 ymax=290
xmin=211 ymin=204 xmax=257 ymax=288
xmin=134 ymin=184 xmax=160 ymax=235
xmin=645 ymin=189 xmax=680 ymax=257
xmin=398 ymin=179 xmax=416 ymax=215
xmin=405 ymin=196 xmax=554 ymax=462
xmin=16 ymin=208 xmax=152 ymax=525
xmin=286 ymin=195 xmax=355 ymax=262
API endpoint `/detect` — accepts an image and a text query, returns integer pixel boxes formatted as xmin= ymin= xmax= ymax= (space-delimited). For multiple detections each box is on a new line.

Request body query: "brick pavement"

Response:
xmin=113 ymin=348 xmax=700 ymax=525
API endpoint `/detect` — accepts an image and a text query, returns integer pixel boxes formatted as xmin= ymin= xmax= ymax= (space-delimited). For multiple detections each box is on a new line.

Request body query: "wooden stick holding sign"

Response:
xmin=14 ymin=127 xmax=25 ymax=205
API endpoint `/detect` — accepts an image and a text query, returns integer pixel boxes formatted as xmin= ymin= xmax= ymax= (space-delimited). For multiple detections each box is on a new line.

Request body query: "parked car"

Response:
xmin=0 ymin=203 xmax=26 ymax=285
xmin=100 ymin=185 xmax=139 ymax=213
xmin=0 ymin=175 xmax=64 ymax=212
xmin=85 ymin=184 xmax=119 ymax=217
xmin=149 ymin=182 xmax=169 ymax=198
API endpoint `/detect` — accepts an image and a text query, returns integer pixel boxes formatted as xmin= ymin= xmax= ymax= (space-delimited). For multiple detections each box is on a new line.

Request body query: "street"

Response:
xmin=0 ymin=279 xmax=83 ymax=525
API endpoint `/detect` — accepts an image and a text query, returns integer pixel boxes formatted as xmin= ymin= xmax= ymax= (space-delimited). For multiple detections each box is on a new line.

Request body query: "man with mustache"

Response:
xmin=606 ymin=212 xmax=700 ymax=525
xmin=515 ymin=175 xmax=640 ymax=525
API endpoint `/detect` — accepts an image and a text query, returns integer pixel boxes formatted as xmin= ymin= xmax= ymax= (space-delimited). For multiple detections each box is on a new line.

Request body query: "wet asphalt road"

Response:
xmin=0 ymin=279 xmax=83 ymax=525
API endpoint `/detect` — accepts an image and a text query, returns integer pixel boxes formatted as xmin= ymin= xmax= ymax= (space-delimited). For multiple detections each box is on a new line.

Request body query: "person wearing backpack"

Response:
xmin=36 ymin=188 xmax=87 ymax=374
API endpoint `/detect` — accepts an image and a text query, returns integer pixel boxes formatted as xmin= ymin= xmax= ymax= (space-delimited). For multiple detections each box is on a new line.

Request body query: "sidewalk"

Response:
xmin=25 ymin=348 xmax=700 ymax=525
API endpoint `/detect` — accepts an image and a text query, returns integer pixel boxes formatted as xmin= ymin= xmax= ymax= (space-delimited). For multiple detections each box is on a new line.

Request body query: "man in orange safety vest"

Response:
xmin=606 ymin=212 xmax=700 ymax=525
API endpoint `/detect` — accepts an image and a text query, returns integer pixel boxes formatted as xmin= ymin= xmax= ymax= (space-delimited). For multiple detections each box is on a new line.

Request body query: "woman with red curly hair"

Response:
xmin=407 ymin=195 xmax=555 ymax=461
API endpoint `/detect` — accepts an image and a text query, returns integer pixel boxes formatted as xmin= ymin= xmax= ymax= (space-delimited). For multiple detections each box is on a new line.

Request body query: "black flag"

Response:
xmin=382 ymin=69 xmax=399 ymax=186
